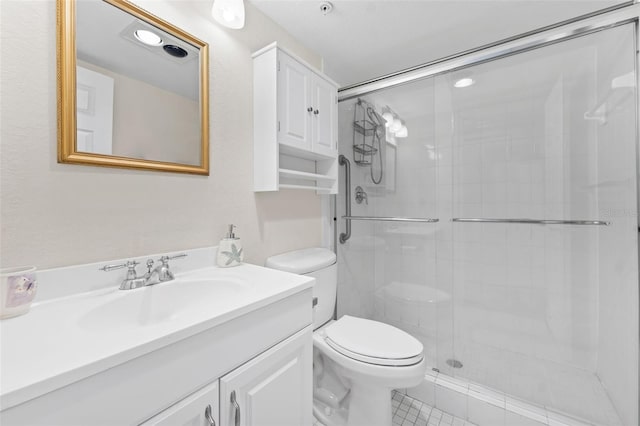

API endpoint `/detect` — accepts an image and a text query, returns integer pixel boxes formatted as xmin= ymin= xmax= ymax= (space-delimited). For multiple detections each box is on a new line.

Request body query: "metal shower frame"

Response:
xmin=338 ymin=3 xmax=638 ymax=102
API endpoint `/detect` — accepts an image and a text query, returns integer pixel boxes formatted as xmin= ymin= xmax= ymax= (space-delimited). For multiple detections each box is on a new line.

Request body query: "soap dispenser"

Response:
xmin=216 ymin=224 xmax=244 ymax=267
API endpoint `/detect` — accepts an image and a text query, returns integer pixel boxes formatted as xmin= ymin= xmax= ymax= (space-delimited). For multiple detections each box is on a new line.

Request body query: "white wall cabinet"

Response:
xmin=311 ymin=76 xmax=338 ymax=158
xmin=254 ymin=42 xmax=338 ymax=194
xmin=277 ymin=52 xmax=313 ymax=152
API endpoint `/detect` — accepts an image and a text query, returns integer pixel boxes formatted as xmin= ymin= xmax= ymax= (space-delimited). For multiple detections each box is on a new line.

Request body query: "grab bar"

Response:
xmin=343 ymin=216 xmax=439 ymax=223
xmin=339 ymin=155 xmax=352 ymax=243
xmin=452 ymin=218 xmax=610 ymax=226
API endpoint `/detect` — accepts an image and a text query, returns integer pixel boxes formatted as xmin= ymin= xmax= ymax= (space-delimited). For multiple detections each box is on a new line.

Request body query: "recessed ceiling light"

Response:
xmin=454 ymin=78 xmax=475 ymax=88
xmin=134 ymin=29 xmax=163 ymax=46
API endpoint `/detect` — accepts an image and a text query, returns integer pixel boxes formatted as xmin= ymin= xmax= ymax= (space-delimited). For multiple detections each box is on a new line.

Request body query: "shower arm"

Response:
xmin=339 ymin=155 xmax=351 ymax=244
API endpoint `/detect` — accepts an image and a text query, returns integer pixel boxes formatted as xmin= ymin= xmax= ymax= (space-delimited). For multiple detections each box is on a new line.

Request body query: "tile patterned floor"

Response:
xmin=313 ymin=390 xmax=476 ymax=426
xmin=392 ymin=391 xmax=477 ymax=426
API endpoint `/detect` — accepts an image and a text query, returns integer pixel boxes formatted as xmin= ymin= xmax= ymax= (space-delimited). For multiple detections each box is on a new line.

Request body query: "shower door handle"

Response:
xmin=339 ymin=155 xmax=352 ymax=244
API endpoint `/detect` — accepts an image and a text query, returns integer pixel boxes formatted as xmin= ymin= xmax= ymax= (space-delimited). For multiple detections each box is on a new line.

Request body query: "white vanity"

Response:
xmin=0 ymin=247 xmax=314 ymax=425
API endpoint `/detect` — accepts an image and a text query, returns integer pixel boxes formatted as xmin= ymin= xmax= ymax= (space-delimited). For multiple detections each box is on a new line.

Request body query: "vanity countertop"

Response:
xmin=0 ymin=263 xmax=313 ymax=410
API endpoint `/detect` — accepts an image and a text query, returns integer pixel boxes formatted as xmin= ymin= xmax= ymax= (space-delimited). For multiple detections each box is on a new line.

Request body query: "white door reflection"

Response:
xmin=76 ymin=65 xmax=114 ymax=155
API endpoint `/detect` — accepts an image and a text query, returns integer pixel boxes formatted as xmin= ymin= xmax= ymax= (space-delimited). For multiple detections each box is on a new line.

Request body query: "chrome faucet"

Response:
xmin=100 ymin=254 xmax=187 ymax=290
xmin=153 ymin=255 xmax=182 ymax=282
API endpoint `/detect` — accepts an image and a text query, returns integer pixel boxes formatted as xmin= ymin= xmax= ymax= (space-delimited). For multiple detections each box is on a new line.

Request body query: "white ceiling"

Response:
xmin=250 ymin=0 xmax=628 ymax=87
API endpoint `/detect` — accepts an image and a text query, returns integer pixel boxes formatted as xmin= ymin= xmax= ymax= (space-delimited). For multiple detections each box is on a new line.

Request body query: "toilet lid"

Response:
xmin=324 ymin=316 xmax=424 ymax=366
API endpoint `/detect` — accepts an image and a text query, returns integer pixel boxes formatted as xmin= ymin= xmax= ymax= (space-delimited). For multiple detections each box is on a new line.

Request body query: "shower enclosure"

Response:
xmin=335 ymin=15 xmax=638 ymax=426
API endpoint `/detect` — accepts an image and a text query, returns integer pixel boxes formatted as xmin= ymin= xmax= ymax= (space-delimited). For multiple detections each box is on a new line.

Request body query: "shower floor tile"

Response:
xmin=314 ymin=391 xmax=475 ymax=426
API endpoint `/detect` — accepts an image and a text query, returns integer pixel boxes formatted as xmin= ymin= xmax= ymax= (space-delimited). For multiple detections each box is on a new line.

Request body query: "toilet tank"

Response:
xmin=265 ymin=248 xmax=337 ymax=329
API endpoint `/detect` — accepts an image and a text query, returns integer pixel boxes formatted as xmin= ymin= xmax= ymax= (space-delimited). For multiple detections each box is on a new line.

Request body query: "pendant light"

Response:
xmin=212 ymin=0 xmax=245 ymax=29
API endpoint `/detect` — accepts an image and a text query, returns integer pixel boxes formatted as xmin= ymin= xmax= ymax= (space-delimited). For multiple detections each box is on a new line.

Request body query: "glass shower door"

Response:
xmin=444 ymin=23 xmax=638 ymax=425
xmin=336 ymin=78 xmax=453 ymax=371
xmin=336 ymin=21 xmax=637 ymax=426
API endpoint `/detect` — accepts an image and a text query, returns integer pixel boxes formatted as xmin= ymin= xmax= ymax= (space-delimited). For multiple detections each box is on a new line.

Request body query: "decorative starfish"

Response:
xmin=221 ymin=243 xmax=243 ymax=266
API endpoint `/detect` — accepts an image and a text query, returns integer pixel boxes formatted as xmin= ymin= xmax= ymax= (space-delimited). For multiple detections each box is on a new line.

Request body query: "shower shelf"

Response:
xmin=352 ymin=144 xmax=378 ymax=156
xmin=352 ymin=99 xmax=383 ymax=166
xmin=353 ymin=119 xmax=378 ymax=136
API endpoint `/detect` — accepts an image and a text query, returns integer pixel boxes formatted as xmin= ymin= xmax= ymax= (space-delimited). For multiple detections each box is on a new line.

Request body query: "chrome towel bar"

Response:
xmin=343 ymin=216 xmax=439 ymax=223
xmin=452 ymin=218 xmax=610 ymax=226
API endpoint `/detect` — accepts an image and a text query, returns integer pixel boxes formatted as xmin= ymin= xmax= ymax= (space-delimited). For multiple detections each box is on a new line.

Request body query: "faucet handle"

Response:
xmin=155 ymin=254 xmax=186 ymax=282
xmin=101 ymin=261 xmax=140 ymax=288
xmin=99 ymin=260 xmax=139 ymax=272
xmin=354 ymin=186 xmax=368 ymax=205
xmin=123 ymin=261 xmax=140 ymax=279
xmin=158 ymin=253 xmax=187 ymax=264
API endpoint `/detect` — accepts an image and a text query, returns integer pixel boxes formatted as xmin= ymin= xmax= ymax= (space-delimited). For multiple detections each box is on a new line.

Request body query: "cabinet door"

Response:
xmin=141 ymin=381 xmax=219 ymax=426
xmin=311 ymin=76 xmax=337 ymax=157
xmin=277 ymin=53 xmax=312 ymax=151
xmin=219 ymin=327 xmax=312 ymax=426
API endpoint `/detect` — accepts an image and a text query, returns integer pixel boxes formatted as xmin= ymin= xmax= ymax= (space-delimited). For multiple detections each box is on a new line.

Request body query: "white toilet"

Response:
xmin=266 ymin=248 xmax=426 ymax=426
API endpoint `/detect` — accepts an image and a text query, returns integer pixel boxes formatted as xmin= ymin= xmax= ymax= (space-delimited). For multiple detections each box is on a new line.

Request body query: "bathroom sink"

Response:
xmin=80 ymin=278 xmax=251 ymax=331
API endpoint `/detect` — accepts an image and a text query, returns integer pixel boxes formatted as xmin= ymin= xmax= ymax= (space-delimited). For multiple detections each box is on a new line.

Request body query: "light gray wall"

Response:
xmin=0 ymin=0 xmax=324 ymax=269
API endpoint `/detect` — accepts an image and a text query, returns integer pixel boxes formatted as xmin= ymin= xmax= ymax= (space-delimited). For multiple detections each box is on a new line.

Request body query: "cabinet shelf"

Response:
xmin=279 ymin=184 xmax=332 ymax=193
xmin=279 ymin=143 xmax=336 ymax=161
xmin=278 ymin=168 xmax=335 ymax=183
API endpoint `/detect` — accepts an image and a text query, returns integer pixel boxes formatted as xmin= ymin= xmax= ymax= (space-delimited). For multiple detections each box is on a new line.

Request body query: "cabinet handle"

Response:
xmin=314 ymin=109 xmax=319 ymax=115
xmin=307 ymin=107 xmax=313 ymax=112
xmin=205 ymin=404 xmax=216 ymax=426
xmin=231 ymin=390 xmax=241 ymax=426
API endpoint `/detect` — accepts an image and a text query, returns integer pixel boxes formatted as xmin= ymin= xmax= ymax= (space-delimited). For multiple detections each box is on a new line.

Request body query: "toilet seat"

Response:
xmin=324 ymin=316 xmax=424 ymax=367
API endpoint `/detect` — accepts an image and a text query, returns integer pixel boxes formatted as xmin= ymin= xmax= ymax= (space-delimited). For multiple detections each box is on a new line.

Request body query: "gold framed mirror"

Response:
xmin=57 ymin=0 xmax=209 ymax=175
